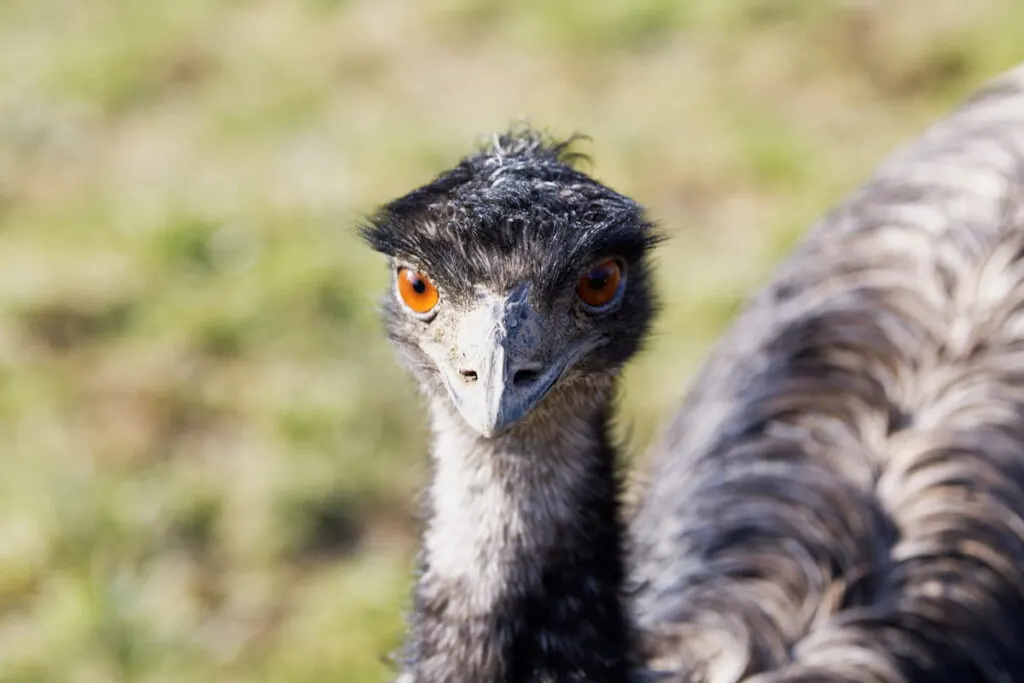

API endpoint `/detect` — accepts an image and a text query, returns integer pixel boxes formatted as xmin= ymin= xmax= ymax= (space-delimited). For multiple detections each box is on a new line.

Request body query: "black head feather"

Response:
xmin=361 ymin=127 xmax=662 ymax=305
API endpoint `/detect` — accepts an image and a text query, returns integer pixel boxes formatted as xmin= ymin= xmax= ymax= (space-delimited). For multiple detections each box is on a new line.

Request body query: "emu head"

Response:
xmin=362 ymin=130 xmax=659 ymax=438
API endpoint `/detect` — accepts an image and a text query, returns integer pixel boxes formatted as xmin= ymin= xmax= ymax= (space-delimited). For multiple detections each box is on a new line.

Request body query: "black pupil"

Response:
xmin=587 ymin=268 xmax=610 ymax=289
xmin=411 ymin=276 xmax=426 ymax=294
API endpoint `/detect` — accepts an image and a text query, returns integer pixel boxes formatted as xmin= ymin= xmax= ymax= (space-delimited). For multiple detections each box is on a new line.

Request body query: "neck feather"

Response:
xmin=405 ymin=381 xmax=634 ymax=683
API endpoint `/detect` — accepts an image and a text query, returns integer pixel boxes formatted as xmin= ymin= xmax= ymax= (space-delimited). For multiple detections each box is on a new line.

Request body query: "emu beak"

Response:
xmin=439 ymin=287 xmax=556 ymax=438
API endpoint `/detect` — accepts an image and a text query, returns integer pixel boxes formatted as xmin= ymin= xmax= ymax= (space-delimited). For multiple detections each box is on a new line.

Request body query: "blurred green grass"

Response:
xmin=1 ymin=1 xmax=1022 ymax=681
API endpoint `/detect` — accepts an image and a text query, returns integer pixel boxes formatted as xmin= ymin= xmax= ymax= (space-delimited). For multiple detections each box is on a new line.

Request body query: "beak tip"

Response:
xmin=466 ymin=415 xmax=509 ymax=440
xmin=443 ymin=372 xmax=553 ymax=439
xmin=450 ymin=400 xmax=518 ymax=439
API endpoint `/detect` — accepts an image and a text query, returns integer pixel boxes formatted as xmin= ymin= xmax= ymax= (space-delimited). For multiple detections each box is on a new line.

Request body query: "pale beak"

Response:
xmin=438 ymin=287 xmax=559 ymax=438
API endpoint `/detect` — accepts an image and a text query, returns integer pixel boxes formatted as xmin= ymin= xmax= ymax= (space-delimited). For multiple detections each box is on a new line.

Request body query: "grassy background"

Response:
xmin=1 ymin=1 xmax=1022 ymax=681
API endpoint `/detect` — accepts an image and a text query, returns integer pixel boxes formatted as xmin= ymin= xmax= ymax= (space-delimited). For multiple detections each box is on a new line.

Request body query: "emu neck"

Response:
xmin=408 ymin=386 xmax=632 ymax=683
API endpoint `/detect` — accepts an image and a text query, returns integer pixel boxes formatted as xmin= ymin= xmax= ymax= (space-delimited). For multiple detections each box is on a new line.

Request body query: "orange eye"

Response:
xmin=397 ymin=267 xmax=439 ymax=314
xmin=576 ymin=258 xmax=623 ymax=309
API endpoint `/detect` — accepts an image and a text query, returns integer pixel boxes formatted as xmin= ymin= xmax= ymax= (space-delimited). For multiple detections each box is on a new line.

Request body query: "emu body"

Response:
xmin=366 ymin=64 xmax=1024 ymax=683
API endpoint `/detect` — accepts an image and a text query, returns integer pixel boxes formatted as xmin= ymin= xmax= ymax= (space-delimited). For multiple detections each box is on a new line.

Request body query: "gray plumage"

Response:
xmin=365 ymin=63 xmax=1024 ymax=683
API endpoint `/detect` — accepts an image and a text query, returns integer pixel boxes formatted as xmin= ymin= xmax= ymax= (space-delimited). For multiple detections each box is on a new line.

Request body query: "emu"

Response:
xmin=362 ymin=63 xmax=1024 ymax=683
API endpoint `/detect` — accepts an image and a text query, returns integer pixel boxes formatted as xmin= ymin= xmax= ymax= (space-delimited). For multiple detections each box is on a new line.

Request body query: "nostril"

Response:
xmin=513 ymin=368 xmax=540 ymax=386
xmin=460 ymin=369 xmax=478 ymax=382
